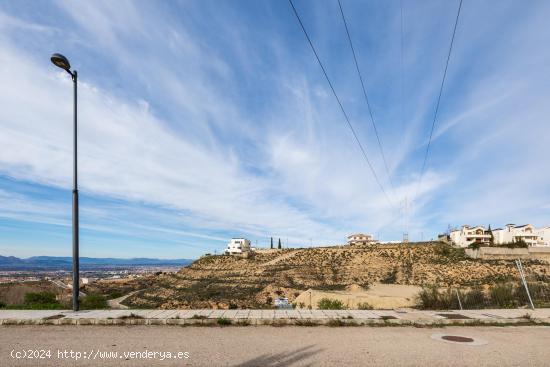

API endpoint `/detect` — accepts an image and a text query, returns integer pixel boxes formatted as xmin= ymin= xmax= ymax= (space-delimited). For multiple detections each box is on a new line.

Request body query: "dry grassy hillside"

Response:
xmin=86 ymin=243 xmax=549 ymax=309
xmin=0 ymin=281 xmax=64 ymax=305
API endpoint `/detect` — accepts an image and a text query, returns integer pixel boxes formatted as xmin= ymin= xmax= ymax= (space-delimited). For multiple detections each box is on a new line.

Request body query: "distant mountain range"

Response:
xmin=0 ymin=255 xmax=193 ymax=270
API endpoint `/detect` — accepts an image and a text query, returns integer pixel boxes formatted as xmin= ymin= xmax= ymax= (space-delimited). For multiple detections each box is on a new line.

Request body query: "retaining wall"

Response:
xmin=465 ymin=247 xmax=550 ymax=262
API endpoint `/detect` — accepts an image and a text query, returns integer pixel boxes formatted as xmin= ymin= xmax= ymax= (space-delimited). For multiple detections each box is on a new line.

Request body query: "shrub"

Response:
xmin=106 ymin=290 xmax=123 ymax=299
xmin=381 ymin=269 xmax=397 ymax=284
xmin=462 ymin=287 xmax=487 ymax=309
xmin=217 ymin=317 xmax=232 ymax=326
xmin=435 ymin=246 xmax=468 ymax=262
xmin=80 ymin=294 xmax=107 ymax=310
xmin=117 ymin=313 xmax=144 ymax=319
xmin=468 ymin=242 xmax=482 ymax=250
xmin=0 ymin=301 xmax=6 ymax=309
xmin=513 ymin=282 xmax=543 ymax=307
xmin=526 ymin=282 xmax=550 ymax=307
xmin=191 ymin=314 xmax=207 ymax=319
xmin=327 ymin=319 xmax=345 ymax=327
xmin=356 ymin=302 xmax=373 ymax=310
xmin=24 ymin=292 xmax=56 ymax=305
xmin=416 ymin=286 xmax=455 ymax=309
xmin=490 ymin=283 xmax=516 ymax=308
xmin=317 ymin=298 xmax=345 ymax=310
xmin=497 ymin=240 xmax=528 ymax=249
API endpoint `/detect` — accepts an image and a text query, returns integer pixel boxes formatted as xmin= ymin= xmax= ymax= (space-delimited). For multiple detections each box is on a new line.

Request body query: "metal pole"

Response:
xmin=72 ymin=70 xmax=79 ymax=312
xmin=516 ymin=259 xmax=534 ymax=310
xmin=455 ymin=289 xmax=463 ymax=310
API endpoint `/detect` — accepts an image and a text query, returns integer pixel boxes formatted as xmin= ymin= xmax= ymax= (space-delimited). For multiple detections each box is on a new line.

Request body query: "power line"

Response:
xmin=337 ymin=0 xmax=395 ymax=197
xmin=400 ymin=0 xmax=404 ymax=155
xmin=288 ymin=0 xmax=394 ymax=209
xmin=414 ymin=0 xmax=463 ymax=202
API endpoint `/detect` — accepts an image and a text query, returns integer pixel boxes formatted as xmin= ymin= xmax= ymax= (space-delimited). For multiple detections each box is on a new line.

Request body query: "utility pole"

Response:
xmin=402 ymin=197 xmax=409 ymax=243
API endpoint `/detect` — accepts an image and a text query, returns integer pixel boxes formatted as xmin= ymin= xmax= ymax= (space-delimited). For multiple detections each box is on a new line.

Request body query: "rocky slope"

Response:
xmin=85 ymin=243 xmax=549 ymax=309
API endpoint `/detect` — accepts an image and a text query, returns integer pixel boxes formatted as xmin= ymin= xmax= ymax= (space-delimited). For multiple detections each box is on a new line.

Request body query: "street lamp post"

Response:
xmin=50 ymin=53 xmax=79 ymax=312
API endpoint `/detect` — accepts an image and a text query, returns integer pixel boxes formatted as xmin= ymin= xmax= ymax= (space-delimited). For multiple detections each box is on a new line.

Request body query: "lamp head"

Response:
xmin=50 ymin=53 xmax=71 ymax=71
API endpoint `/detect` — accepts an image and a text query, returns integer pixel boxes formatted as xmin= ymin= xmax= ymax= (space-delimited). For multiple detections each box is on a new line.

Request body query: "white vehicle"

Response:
xmin=274 ymin=297 xmax=291 ymax=309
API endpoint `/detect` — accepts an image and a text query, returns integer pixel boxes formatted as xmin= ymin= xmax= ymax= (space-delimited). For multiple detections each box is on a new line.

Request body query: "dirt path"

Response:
xmin=262 ymin=250 xmax=299 ymax=266
xmin=107 ymin=291 xmax=139 ymax=309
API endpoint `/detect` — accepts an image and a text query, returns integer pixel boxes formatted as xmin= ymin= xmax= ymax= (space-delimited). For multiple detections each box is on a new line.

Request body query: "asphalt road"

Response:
xmin=1 ymin=325 xmax=548 ymax=366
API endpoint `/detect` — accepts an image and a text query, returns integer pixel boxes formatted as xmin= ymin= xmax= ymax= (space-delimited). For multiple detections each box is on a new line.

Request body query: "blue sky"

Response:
xmin=0 ymin=0 xmax=549 ymax=258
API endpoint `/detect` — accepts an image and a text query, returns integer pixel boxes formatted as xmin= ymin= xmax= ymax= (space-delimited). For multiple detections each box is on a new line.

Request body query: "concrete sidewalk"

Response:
xmin=1 ymin=308 xmax=550 ymax=326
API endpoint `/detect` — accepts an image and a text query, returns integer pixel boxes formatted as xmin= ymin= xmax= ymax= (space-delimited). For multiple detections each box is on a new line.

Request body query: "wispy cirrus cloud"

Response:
xmin=0 ymin=0 xmax=549 ymax=257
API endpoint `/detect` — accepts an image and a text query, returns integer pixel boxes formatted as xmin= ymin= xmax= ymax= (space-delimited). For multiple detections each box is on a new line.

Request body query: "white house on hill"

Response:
xmin=538 ymin=227 xmax=550 ymax=246
xmin=225 ymin=238 xmax=251 ymax=255
xmin=450 ymin=224 xmax=550 ymax=248
xmin=449 ymin=225 xmax=491 ymax=248
xmin=492 ymin=224 xmax=539 ymax=247
xmin=347 ymin=233 xmax=376 ymax=245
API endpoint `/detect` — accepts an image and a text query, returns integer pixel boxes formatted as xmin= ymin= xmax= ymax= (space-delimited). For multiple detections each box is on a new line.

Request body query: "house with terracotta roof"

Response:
xmin=347 ymin=233 xmax=376 ymax=245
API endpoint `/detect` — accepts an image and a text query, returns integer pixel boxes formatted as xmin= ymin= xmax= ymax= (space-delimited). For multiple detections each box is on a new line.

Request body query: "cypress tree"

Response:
xmin=270 ymin=237 xmax=273 ymax=249
xmin=278 ymin=238 xmax=282 ymax=249
xmin=488 ymin=224 xmax=494 ymax=246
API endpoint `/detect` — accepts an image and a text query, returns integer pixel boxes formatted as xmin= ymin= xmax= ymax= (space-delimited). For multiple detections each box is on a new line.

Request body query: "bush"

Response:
xmin=0 ymin=301 xmax=6 ymax=309
xmin=416 ymin=286 xmax=457 ymax=310
xmin=106 ymin=290 xmax=123 ymax=299
xmin=526 ymin=282 xmax=550 ymax=306
xmin=317 ymin=298 xmax=346 ymax=310
xmin=490 ymin=283 xmax=516 ymax=308
xmin=217 ymin=317 xmax=232 ymax=325
xmin=496 ymin=240 xmax=528 ymax=249
xmin=4 ymin=292 xmax=64 ymax=310
xmin=356 ymin=302 xmax=373 ymax=310
xmin=435 ymin=246 xmax=468 ymax=262
xmin=24 ymin=292 xmax=57 ymax=305
xmin=462 ymin=287 xmax=487 ymax=309
xmin=380 ymin=269 xmax=397 ymax=284
xmin=468 ymin=242 xmax=482 ymax=250
xmin=80 ymin=294 xmax=107 ymax=310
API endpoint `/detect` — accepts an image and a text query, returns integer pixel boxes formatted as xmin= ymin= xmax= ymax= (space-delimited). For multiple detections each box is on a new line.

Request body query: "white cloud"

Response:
xmin=0 ymin=0 xmax=549 ymax=257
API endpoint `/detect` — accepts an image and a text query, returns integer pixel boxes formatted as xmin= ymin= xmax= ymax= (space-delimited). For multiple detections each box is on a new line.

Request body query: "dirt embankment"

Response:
xmin=89 ymin=243 xmax=549 ymax=310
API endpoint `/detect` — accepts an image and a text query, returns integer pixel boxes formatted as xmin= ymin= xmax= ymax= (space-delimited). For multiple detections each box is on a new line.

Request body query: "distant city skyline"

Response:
xmin=0 ymin=0 xmax=549 ymax=258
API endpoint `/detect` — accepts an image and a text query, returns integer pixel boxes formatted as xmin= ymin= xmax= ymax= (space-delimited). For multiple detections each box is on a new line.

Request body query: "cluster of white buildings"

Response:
xmin=449 ymin=224 xmax=550 ymax=248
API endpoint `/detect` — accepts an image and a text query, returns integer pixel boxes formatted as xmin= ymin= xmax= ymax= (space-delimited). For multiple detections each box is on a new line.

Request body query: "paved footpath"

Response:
xmin=1 ymin=308 xmax=550 ymax=326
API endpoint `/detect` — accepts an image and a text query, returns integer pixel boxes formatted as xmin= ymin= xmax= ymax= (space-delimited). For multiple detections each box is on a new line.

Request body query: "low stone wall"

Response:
xmin=465 ymin=247 xmax=550 ymax=262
